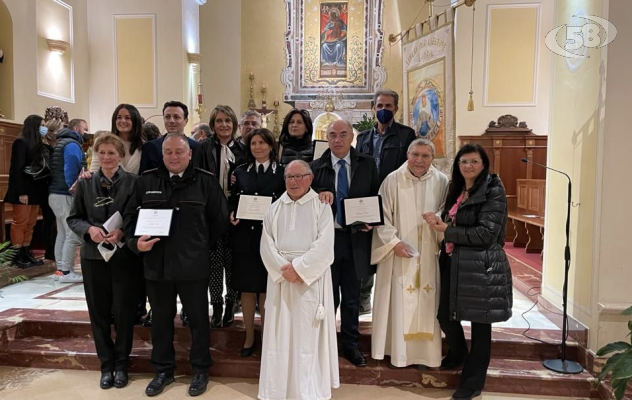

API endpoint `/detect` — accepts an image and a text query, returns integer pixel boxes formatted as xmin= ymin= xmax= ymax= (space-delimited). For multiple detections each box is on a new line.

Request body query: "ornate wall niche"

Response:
xmin=281 ymin=0 xmax=386 ymax=107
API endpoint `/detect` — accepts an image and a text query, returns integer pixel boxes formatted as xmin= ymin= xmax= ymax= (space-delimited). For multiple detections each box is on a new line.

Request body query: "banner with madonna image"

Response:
xmin=402 ymin=13 xmax=456 ymax=175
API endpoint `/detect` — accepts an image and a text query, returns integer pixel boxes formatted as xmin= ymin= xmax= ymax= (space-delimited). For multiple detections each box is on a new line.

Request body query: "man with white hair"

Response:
xmin=370 ymin=138 xmax=449 ymax=369
xmin=258 ymin=159 xmax=339 ymax=400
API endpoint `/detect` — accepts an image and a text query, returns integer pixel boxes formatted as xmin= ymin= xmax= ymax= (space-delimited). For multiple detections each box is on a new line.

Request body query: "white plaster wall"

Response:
xmin=182 ymin=0 xmax=200 ymax=130
xmin=454 ymin=0 xmax=554 ymax=136
xmin=199 ymin=0 xmax=241 ymax=123
xmin=590 ymin=0 xmax=632 ymax=351
xmin=4 ymin=0 xmax=89 ymax=123
xmin=87 ymin=0 xmax=185 ymax=132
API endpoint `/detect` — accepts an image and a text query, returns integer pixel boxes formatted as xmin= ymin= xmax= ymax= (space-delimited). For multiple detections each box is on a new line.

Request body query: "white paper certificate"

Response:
xmin=343 ymin=196 xmax=383 ymax=225
xmin=236 ymin=195 xmax=273 ymax=221
xmin=134 ymin=209 xmax=174 ymax=237
xmin=313 ymin=140 xmax=329 ymax=160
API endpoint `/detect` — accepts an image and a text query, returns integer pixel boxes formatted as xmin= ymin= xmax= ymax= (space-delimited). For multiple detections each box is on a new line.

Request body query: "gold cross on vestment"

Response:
xmin=423 ymin=284 xmax=434 ymax=293
xmin=406 ymin=285 xmax=416 ymax=294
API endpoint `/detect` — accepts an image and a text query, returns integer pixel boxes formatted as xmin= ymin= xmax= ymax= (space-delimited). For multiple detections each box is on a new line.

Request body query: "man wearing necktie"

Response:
xmin=310 ymin=120 xmax=380 ymax=367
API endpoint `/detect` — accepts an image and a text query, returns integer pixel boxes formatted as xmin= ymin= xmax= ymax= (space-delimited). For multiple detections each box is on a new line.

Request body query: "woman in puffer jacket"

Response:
xmin=423 ymin=143 xmax=512 ymax=400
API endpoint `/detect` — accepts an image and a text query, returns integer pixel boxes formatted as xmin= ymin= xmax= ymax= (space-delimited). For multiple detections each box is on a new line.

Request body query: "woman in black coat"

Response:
xmin=278 ymin=109 xmax=314 ymax=165
xmin=67 ymin=133 xmax=140 ymax=390
xmin=423 ymin=144 xmax=512 ymax=400
xmin=3 ymin=114 xmax=48 ymax=268
xmin=229 ymin=128 xmax=285 ymax=357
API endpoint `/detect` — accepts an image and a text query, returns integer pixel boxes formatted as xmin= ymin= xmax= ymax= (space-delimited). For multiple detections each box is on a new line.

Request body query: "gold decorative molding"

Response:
xmin=46 ymin=39 xmax=70 ymax=54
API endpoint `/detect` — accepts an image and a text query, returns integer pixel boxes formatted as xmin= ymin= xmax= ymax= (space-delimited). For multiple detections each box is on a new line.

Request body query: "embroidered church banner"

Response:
xmin=403 ymin=18 xmax=456 ymax=174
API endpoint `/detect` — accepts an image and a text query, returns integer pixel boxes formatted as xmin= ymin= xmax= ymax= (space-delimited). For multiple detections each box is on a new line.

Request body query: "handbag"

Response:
xmin=23 ymin=156 xmax=51 ymax=181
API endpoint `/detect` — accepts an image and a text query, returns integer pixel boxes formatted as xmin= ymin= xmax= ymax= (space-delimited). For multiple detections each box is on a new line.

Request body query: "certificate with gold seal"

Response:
xmin=341 ymin=195 xmax=384 ymax=227
xmin=134 ymin=209 xmax=174 ymax=237
xmin=236 ymin=195 xmax=273 ymax=221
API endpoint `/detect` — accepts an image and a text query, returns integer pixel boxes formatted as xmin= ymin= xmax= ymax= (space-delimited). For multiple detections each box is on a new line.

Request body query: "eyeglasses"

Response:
xmin=459 ymin=159 xmax=482 ymax=166
xmin=284 ymin=174 xmax=311 ymax=181
xmin=94 ymin=197 xmax=114 ymax=207
xmin=409 ymin=153 xmax=433 ymax=161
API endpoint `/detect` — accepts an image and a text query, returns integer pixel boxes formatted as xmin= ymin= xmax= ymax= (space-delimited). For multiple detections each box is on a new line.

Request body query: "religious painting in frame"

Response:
xmin=282 ymin=0 xmax=386 ymax=103
xmin=403 ymin=17 xmax=456 ymax=175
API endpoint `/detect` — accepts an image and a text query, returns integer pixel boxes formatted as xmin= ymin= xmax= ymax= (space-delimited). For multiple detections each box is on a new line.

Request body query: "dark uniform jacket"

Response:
xmin=67 ymin=168 xmax=137 ymax=261
xmin=442 ymin=174 xmax=513 ymax=324
xmin=310 ymin=147 xmax=380 ymax=280
xmin=124 ymin=163 xmax=229 ymax=281
xmin=355 ymin=122 xmax=416 ymax=183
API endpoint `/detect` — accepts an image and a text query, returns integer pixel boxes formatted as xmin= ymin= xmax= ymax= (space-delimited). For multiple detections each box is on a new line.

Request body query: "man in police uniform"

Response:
xmin=125 ymin=133 xmax=228 ymax=397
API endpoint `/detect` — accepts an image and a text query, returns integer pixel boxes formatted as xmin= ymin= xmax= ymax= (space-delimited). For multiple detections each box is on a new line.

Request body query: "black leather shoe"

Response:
xmin=142 ymin=309 xmax=153 ymax=327
xmin=452 ymin=388 xmax=482 ymax=399
xmin=211 ymin=304 xmax=222 ymax=328
xmin=180 ymin=309 xmax=189 ymax=327
xmin=113 ymin=370 xmax=128 ymax=388
xmin=188 ymin=372 xmax=209 ymax=397
xmin=24 ymin=247 xmax=44 ymax=266
xmin=239 ymin=342 xmax=256 ymax=357
xmin=145 ymin=372 xmax=174 ymax=397
xmin=222 ymin=300 xmax=234 ymax=327
xmin=343 ymin=348 xmax=367 ymax=367
xmin=99 ymin=372 xmax=113 ymax=389
xmin=12 ymin=248 xmax=31 ymax=269
xmin=440 ymin=353 xmax=468 ymax=370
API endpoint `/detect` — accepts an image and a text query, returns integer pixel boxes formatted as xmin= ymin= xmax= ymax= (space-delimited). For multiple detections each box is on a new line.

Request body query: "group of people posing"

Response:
xmin=4 ymin=88 xmax=512 ymax=400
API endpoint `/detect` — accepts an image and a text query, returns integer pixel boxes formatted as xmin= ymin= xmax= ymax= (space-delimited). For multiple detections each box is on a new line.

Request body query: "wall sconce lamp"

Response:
xmin=46 ymin=39 xmax=70 ymax=54
xmin=187 ymin=52 xmax=202 ymax=66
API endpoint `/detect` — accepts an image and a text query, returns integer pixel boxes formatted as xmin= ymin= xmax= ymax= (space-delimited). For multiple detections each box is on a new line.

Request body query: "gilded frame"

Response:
xmin=282 ymin=0 xmax=386 ymax=104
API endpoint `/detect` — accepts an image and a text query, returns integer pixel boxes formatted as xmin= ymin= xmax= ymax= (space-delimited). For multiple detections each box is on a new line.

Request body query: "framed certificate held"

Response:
xmin=236 ymin=195 xmax=273 ymax=221
xmin=134 ymin=209 xmax=174 ymax=237
xmin=341 ymin=195 xmax=384 ymax=227
xmin=313 ymin=140 xmax=329 ymax=160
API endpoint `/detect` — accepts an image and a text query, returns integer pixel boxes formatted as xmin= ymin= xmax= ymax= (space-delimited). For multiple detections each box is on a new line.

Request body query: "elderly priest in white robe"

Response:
xmin=259 ymin=160 xmax=339 ymax=400
xmin=370 ymin=138 xmax=449 ymax=368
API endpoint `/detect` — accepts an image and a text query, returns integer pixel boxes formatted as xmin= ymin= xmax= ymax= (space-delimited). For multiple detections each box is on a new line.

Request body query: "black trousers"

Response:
xmin=40 ymin=200 xmax=56 ymax=259
xmin=438 ymin=255 xmax=492 ymax=392
xmin=146 ymin=278 xmax=212 ymax=374
xmin=81 ymin=257 xmax=139 ymax=373
xmin=208 ymin=233 xmax=238 ymax=305
xmin=332 ymin=230 xmax=361 ymax=350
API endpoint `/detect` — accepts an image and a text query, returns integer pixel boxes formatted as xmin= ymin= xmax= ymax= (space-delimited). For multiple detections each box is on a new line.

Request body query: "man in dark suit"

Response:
xmin=355 ymin=89 xmax=417 ymax=314
xmin=310 ymin=120 xmax=380 ymax=367
xmin=125 ymin=133 xmax=228 ymax=397
xmin=139 ymin=101 xmax=200 ymax=174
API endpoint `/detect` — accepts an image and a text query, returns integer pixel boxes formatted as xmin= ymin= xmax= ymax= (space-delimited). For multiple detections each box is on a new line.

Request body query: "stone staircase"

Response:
xmin=0 ymin=308 xmax=598 ymax=398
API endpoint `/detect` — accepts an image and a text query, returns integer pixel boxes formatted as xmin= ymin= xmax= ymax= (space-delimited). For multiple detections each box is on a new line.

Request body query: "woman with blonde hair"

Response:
xmin=67 ymin=133 xmax=140 ymax=389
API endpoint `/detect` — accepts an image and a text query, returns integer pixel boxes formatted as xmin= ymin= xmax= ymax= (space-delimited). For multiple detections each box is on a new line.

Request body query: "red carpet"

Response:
xmin=505 ymin=243 xmax=542 ymax=273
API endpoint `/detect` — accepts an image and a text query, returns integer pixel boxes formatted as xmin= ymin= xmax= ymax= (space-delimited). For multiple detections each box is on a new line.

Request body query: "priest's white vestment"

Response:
xmin=258 ymin=188 xmax=339 ymax=400
xmin=370 ymin=163 xmax=449 ymax=367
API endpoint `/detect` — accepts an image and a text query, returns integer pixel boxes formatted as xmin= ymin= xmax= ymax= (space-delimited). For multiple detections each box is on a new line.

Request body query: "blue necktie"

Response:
xmin=337 ymin=159 xmax=349 ymax=226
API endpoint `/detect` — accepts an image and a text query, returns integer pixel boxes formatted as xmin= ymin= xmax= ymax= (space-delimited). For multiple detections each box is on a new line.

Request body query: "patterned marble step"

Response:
xmin=0 ymin=334 xmax=597 ymax=398
xmin=3 ymin=309 xmax=576 ymax=363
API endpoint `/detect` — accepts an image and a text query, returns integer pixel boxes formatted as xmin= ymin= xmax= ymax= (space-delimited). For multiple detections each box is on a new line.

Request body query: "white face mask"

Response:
xmin=97 ymin=242 xmax=117 ymax=262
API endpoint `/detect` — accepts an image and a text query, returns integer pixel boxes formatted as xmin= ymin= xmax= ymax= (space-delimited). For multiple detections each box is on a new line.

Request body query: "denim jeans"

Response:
xmin=48 ymin=194 xmax=81 ymax=272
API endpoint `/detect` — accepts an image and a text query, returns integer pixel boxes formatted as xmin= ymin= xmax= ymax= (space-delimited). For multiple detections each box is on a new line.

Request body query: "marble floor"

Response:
xmin=0 ymin=270 xmax=559 ymax=331
xmin=0 ymin=367 xmax=592 ymax=400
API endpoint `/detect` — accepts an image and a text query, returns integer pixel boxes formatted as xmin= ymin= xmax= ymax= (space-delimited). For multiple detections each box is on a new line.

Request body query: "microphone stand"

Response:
xmin=520 ymin=159 xmax=583 ymax=374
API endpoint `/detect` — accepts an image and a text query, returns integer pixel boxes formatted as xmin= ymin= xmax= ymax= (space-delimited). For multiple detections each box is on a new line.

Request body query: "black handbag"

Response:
xmin=23 ymin=156 xmax=51 ymax=181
